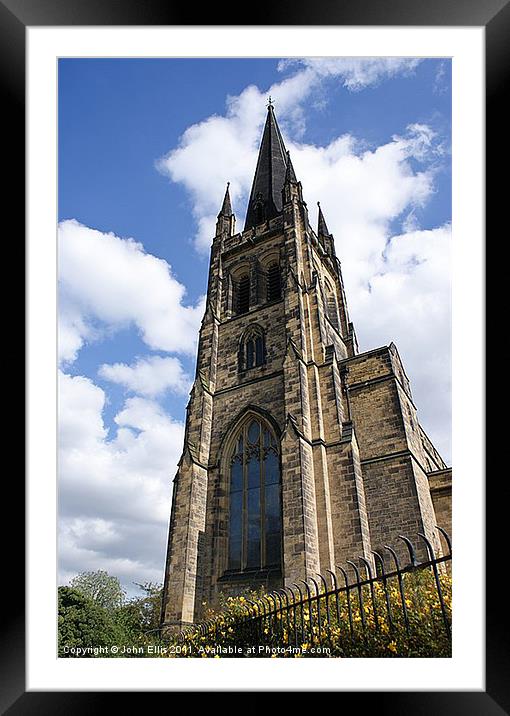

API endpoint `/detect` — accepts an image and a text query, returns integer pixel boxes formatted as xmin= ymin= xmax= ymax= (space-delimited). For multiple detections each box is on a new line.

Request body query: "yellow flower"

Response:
xmin=387 ymin=641 xmax=397 ymax=653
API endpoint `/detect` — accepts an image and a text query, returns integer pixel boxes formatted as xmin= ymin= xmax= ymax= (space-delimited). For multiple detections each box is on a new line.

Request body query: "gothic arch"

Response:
xmin=217 ymin=405 xmax=282 ymax=470
xmin=259 ymin=250 xmax=283 ymax=303
xmin=237 ymin=323 xmax=266 ymax=372
xmin=218 ymin=408 xmax=283 ymax=575
xmin=229 ymin=262 xmax=251 ymax=315
xmin=259 ymin=248 xmax=280 ymax=270
xmin=230 ymin=261 xmax=251 ymax=281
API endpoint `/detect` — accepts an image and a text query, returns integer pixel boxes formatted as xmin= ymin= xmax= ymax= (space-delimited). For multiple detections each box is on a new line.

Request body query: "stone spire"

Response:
xmin=317 ymin=202 xmax=330 ymax=238
xmin=317 ymin=202 xmax=336 ymax=257
xmin=215 ymin=182 xmax=235 ymax=237
xmin=244 ymin=103 xmax=289 ymax=230
xmin=284 ymin=150 xmax=297 ymax=184
xmin=218 ymin=182 xmax=233 ymax=217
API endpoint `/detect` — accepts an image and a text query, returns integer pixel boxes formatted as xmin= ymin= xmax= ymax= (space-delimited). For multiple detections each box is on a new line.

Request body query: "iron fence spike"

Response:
xmin=435 ymin=526 xmax=452 ymax=556
xmin=398 ymin=534 xmax=419 ymax=567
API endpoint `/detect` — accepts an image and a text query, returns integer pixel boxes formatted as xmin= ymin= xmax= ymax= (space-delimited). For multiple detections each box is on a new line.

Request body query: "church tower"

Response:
xmin=160 ymin=103 xmax=451 ymax=630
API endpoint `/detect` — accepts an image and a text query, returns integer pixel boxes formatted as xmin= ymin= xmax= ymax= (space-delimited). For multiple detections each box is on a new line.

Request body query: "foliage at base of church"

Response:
xmin=168 ymin=571 xmax=452 ymax=658
xmin=59 ymin=570 xmax=451 ymax=658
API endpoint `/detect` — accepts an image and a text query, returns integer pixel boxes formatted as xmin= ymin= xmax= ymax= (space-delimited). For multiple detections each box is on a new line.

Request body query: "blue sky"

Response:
xmin=58 ymin=57 xmax=451 ymax=595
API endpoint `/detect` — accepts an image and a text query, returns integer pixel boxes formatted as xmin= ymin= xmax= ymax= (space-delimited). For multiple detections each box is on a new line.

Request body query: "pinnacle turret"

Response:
xmin=317 ymin=202 xmax=331 ymax=238
xmin=218 ymin=182 xmax=233 ymax=217
xmin=284 ymin=151 xmax=297 ymax=184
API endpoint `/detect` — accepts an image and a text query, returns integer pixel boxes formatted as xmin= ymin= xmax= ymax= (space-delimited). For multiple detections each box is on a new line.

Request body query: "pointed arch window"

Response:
xmin=239 ymin=325 xmax=265 ymax=372
xmin=236 ymin=274 xmax=250 ymax=315
xmin=266 ymin=261 xmax=282 ymax=302
xmin=228 ymin=417 xmax=282 ymax=572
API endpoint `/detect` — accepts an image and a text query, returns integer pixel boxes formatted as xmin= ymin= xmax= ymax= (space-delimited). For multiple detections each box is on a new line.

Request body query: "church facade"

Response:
xmin=160 ymin=104 xmax=452 ymax=630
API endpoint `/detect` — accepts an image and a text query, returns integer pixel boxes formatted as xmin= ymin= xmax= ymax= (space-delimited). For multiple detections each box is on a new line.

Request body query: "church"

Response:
xmin=160 ymin=103 xmax=452 ymax=630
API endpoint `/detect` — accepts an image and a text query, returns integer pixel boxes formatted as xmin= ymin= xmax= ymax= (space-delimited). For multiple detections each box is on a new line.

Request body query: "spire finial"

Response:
xmin=267 ymin=95 xmax=274 ymax=109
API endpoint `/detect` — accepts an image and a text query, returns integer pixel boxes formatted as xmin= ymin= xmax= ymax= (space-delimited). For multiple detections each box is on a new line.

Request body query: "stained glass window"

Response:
xmin=227 ymin=417 xmax=282 ymax=572
xmin=239 ymin=326 xmax=265 ymax=372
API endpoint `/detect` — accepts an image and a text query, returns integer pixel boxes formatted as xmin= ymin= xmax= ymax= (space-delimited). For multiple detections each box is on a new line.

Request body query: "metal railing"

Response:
xmin=178 ymin=527 xmax=452 ymax=657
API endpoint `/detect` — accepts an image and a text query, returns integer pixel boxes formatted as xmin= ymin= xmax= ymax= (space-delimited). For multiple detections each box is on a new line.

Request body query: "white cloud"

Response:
xmin=353 ymin=224 xmax=451 ymax=460
xmin=99 ymin=355 xmax=191 ymax=398
xmin=58 ymin=60 xmax=451 ymax=592
xmin=157 ymin=67 xmax=451 ymax=463
xmin=278 ymin=57 xmax=422 ymax=91
xmin=58 ymin=219 xmax=204 ymax=364
xmin=58 ymin=370 xmax=184 ymax=591
xmin=158 ymin=71 xmax=439 ymax=256
xmin=157 ymin=59 xmax=424 ymax=254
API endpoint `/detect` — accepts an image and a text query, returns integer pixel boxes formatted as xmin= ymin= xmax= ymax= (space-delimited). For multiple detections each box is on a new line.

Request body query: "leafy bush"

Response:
xmin=59 ymin=569 xmax=451 ymax=658
xmin=168 ymin=570 xmax=451 ymax=658
xmin=58 ymin=587 xmax=124 ymax=657
xmin=58 ymin=581 xmax=163 ymax=657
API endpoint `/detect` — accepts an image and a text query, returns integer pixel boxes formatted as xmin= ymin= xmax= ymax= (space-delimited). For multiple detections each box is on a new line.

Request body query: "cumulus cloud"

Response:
xmin=158 ymin=65 xmax=451 ymax=462
xmin=58 ymin=370 xmax=184 ymax=591
xmin=158 ymin=77 xmax=440 ymax=256
xmin=353 ymin=224 xmax=451 ymax=459
xmin=98 ymin=355 xmax=191 ymax=398
xmin=278 ymin=57 xmax=422 ymax=91
xmin=58 ymin=59 xmax=451 ymax=592
xmin=157 ymin=59 xmax=424 ymax=254
xmin=58 ymin=219 xmax=204 ymax=364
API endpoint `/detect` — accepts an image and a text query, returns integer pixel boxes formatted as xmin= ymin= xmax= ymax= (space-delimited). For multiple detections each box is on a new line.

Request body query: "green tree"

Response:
xmin=58 ymin=587 xmax=123 ymax=657
xmin=114 ymin=582 xmax=163 ymax=644
xmin=70 ymin=570 xmax=125 ymax=610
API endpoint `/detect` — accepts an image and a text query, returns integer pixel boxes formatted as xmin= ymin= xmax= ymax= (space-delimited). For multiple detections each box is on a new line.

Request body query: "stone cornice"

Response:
xmin=214 ymin=369 xmax=284 ymax=397
xmin=221 ymin=224 xmax=283 ymax=259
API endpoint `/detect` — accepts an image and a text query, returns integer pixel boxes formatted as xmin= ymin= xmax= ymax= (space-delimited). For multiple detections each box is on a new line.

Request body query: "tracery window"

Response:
xmin=227 ymin=417 xmax=282 ymax=572
xmin=239 ymin=325 xmax=265 ymax=371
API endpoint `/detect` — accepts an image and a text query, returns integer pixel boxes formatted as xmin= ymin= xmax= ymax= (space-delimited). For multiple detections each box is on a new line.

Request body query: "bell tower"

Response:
xmin=160 ymin=103 xmax=450 ymax=631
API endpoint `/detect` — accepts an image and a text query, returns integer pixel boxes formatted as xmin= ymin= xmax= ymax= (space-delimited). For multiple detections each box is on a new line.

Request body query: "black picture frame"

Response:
xmin=7 ymin=0 xmax=496 ymax=711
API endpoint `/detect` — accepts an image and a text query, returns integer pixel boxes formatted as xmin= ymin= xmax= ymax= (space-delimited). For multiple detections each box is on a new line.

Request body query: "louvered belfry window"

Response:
xmin=267 ymin=262 xmax=282 ymax=302
xmin=228 ymin=418 xmax=282 ymax=572
xmin=237 ymin=274 xmax=250 ymax=314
